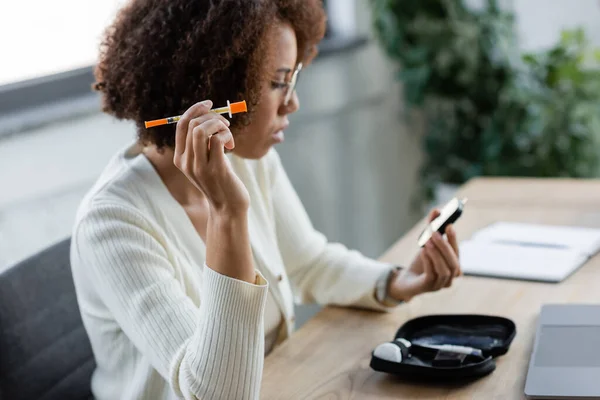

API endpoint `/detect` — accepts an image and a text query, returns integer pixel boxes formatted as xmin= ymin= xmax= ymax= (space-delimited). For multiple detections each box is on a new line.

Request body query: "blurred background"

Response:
xmin=1 ymin=0 xmax=599 ymax=327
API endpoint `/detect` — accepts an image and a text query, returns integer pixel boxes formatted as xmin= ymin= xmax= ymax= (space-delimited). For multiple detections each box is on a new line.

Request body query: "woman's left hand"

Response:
xmin=388 ymin=209 xmax=462 ymax=302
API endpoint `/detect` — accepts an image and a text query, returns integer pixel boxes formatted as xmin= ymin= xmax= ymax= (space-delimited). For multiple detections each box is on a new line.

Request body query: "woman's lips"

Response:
xmin=272 ymin=121 xmax=289 ymax=143
xmin=273 ymin=130 xmax=285 ymax=143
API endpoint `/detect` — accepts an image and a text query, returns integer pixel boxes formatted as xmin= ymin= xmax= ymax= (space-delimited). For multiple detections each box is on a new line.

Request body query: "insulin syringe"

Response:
xmin=144 ymin=100 xmax=247 ymax=129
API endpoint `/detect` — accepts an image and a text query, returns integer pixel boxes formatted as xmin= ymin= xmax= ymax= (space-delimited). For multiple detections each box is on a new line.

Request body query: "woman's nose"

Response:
xmin=280 ymin=91 xmax=300 ymax=115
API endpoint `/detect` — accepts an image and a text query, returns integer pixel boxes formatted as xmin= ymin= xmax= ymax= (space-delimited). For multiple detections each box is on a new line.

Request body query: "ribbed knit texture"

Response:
xmin=70 ymin=142 xmax=395 ymax=400
xmin=72 ymin=202 xmax=268 ymax=400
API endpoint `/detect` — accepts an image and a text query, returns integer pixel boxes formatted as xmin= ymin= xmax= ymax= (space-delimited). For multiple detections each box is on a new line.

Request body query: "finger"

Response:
xmin=421 ymin=247 xmax=442 ymax=291
xmin=428 ymin=208 xmax=441 ymax=223
xmin=174 ymin=121 xmax=188 ymax=169
xmin=431 ymin=232 xmax=460 ymax=278
xmin=208 ymin=130 xmax=234 ymax=165
xmin=189 ymin=113 xmax=230 ymax=155
xmin=207 ymin=123 xmax=235 ymax=152
xmin=183 ymin=115 xmax=195 ymax=172
xmin=174 ymin=102 xmax=211 ymax=170
xmin=183 ymin=100 xmax=213 ymax=121
xmin=176 ymin=102 xmax=231 ymax=163
xmin=187 ymin=109 xmax=231 ymax=134
xmin=176 ymin=100 xmax=213 ymax=159
xmin=181 ymin=104 xmax=219 ymax=172
xmin=425 ymin=241 xmax=451 ymax=289
xmin=188 ymin=113 xmax=231 ymax=154
xmin=445 ymin=224 xmax=462 ymax=276
xmin=445 ymin=224 xmax=459 ymax=256
xmin=192 ymin=119 xmax=230 ymax=165
xmin=419 ymin=248 xmax=436 ymax=290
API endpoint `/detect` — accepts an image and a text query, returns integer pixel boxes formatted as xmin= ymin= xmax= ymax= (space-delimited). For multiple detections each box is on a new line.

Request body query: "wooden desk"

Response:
xmin=261 ymin=178 xmax=600 ymax=399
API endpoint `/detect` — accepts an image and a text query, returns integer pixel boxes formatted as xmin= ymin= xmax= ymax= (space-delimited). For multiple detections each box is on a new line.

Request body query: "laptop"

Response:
xmin=525 ymin=304 xmax=600 ymax=399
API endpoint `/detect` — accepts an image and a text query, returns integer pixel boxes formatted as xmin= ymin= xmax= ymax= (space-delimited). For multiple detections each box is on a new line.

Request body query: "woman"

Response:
xmin=70 ymin=0 xmax=461 ymax=399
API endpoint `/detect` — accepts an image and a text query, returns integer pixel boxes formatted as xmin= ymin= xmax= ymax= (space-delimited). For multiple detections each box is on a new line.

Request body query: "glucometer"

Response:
xmin=417 ymin=197 xmax=467 ymax=247
xmin=372 ymin=338 xmax=484 ymax=367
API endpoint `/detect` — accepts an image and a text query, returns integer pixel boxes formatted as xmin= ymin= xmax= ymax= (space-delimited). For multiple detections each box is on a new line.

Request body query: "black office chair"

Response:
xmin=0 ymin=237 xmax=95 ymax=400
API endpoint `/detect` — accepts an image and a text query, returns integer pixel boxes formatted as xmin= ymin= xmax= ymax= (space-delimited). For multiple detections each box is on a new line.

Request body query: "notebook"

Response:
xmin=459 ymin=222 xmax=600 ymax=282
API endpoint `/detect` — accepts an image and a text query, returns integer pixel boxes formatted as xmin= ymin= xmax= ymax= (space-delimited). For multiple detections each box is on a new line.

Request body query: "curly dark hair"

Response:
xmin=93 ymin=0 xmax=326 ymax=150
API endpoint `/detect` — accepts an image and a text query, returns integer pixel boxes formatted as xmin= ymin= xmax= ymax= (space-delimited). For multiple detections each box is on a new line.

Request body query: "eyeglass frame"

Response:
xmin=283 ymin=62 xmax=303 ymax=106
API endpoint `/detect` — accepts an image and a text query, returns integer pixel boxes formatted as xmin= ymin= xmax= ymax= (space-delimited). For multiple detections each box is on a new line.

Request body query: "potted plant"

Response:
xmin=370 ymin=0 xmax=600 ymax=204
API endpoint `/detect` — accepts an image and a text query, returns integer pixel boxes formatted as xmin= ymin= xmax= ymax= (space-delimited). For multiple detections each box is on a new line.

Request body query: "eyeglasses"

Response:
xmin=283 ymin=62 xmax=303 ymax=106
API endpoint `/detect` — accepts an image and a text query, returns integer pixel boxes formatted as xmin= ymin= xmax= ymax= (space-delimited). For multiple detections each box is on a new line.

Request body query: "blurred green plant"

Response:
xmin=371 ymin=0 xmax=600 ymax=199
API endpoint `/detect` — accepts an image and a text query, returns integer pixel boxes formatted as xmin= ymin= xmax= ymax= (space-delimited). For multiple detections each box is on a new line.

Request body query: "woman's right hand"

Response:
xmin=173 ymin=100 xmax=250 ymax=216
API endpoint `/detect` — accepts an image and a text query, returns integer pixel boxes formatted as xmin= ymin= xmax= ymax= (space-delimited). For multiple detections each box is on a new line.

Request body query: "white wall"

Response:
xmin=514 ymin=0 xmax=600 ymax=51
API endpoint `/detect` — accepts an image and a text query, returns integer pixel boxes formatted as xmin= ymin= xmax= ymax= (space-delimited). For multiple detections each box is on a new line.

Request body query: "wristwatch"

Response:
xmin=375 ymin=266 xmax=403 ymax=306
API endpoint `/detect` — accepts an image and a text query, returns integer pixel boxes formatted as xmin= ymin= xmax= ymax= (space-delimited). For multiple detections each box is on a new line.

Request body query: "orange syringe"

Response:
xmin=144 ymin=100 xmax=247 ymax=129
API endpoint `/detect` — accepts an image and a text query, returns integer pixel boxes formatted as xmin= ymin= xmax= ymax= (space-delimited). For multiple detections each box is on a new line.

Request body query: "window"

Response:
xmin=0 ymin=0 xmax=127 ymax=86
xmin=323 ymin=0 xmax=357 ymax=38
xmin=0 ymin=0 xmax=366 ymax=137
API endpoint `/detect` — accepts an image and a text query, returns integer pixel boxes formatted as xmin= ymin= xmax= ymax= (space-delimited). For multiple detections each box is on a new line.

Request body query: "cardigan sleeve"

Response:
xmin=265 ymin=150 xmax=398 ymax=311
xmin=71 ymin=202 xmax=268 ymax=400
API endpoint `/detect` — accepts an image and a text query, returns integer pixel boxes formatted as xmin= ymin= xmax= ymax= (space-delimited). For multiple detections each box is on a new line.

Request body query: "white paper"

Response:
xmin=471 ymin=222 xmax=600 ymax=256
xmin=460 ymin=241 xmax=589 ymax=282
xmin=459 ymin=222 xmax=600 ymax=282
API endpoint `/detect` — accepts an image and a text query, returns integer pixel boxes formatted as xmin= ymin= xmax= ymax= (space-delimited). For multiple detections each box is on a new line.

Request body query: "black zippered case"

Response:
xmin=370 ymin=314 xmax=516 ymax=381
